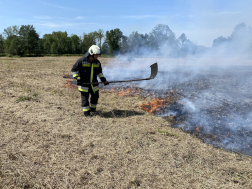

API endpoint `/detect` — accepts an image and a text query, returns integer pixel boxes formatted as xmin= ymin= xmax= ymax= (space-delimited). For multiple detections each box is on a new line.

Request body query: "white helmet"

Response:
xmin=88 ymin=45 xmax=101 ymax=55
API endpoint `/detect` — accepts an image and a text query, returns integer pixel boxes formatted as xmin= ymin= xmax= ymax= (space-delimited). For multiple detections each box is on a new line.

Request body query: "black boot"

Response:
xmin=90 ymin=108 xmax=96 ymax=112
xmin=84 ymin=111 xmax=91 ymax=117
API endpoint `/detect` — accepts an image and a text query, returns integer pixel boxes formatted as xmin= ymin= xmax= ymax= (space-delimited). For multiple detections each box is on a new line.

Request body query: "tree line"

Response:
xmin=212 ymin=23 xmax=252 ymax=55
xmin=0 ymin=24 xmax=205 ymax=57
xmin=1 ymin=23 xmax=250 ymax=57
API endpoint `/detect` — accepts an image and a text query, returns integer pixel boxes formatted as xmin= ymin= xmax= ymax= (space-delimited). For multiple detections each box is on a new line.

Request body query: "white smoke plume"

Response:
xmin=102 ymin=22 xmax=252 ymax=155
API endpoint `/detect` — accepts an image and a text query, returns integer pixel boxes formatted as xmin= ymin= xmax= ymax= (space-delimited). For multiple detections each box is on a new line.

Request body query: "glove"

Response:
xmin=104 ymin=81 xmax=109 ymax=86
xmin=74 ymin=76 xmax=80 ymax=81
xmin=74 ymin=77 xmax=81 ymax=85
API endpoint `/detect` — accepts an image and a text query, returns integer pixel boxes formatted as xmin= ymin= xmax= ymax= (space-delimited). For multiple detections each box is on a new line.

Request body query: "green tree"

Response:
xmin=119 ymin=36 xmax=128 ymax=54
xmin=3 ymin=35 xmax=12 ymax=54
xmin=177 ymin=33 xmax=196 ymax=57
xmin=127 ymin=31 xmax=149 ymax=55
xmin=4 ymin=35 xmax=23 ymax=55
xmin=19 ymin=25 xmax=40 ymax=55
xmin=3 ymin=25 xmax=19 ymax=37
xmin=37 ymin=38 xmax=44 ymax=55
xmin=43 ymin=34 xmax=54 ymax=54
xmin=51 ymin=41 xmax=58 ymax=54
xmin=101 ymin=41 xmax=109 ymax=54
xmin=51 ymin=31 xmax=70 ymax=54
xmin=150 ymin=24 xmax=177 ymax=52
xmin=43 ymin=31 xmax=71 ymax=54
xmin=106 ymin=28 xmax=124 ymax=55
xmin=3 ymin=25 xmax=23 ymax=55
xmin=70 ymin=34 xmax=81 ymax=54
xmin=0 ymin=34 xmax=4 ymax=53
xmin=96 ymin=29 xmax=104 ymax=48
xmin=81 ymin=32 xmax=97 ymax=53
xmin=9 ymin=36 xmax=22 ymax=55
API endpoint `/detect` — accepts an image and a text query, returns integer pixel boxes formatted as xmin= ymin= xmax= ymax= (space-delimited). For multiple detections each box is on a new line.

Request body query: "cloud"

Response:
xmin=34 ymin=16 xmax=51 ymax=19
xmin=75 ymin=16 xmax=85 ymax=20
xmin=121 ymin=15 xmax=163 ymax=19
xmin=34 ymin=20 xmax=97 ymax=29
xmin=99 ymin=15 xmax=112 ymax=18
xmin=218 ymin=11 xmax=241 ymax=15
xmin=31 ymin=15 xmax=96 ymax=29
xmin=35 ymin=22 xmax=61 ymax=28
xmin=37 ymin=1 xmax=80 ymax=11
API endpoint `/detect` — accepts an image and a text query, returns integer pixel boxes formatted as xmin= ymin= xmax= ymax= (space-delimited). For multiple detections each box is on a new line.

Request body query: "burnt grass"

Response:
xmin=163 ymin=66 xmax=252 ymax=156
xmin=102 ymin=66 xmax=252 ymax=156
xmin=1 ymin=57 xmax=252 ymax=188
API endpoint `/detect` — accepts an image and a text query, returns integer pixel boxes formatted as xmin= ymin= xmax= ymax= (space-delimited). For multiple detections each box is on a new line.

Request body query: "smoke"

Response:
xmin=102 ymin=23 xmax=252 ymax=156
xmin=208 ymin=23 xmax=252 ymax=59
xmin=181 ymin=98 xmax=198 ymax=113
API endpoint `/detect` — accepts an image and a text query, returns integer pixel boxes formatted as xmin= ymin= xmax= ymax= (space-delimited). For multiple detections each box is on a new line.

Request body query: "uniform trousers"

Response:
xmin=80 ymin=88 xmax=99 ymax=112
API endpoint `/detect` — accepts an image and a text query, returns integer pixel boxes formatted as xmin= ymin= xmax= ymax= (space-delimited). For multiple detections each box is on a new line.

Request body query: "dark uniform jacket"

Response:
xmin=71 ymin=52 xmax=106 ymax=93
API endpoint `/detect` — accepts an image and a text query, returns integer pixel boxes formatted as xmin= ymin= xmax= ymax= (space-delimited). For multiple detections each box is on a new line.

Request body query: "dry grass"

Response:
xmin=0 ymin=56 xmax=252 ymax=189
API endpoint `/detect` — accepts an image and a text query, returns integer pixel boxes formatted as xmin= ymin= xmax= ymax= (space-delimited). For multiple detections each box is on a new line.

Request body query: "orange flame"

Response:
xmin=118 ymin=87 xmax=142 ymax=97
xmin=102 ymin=87 xmax=117 ymax=92
xmin=220 ymin=132 xmax=231 ymax=137
xmin=138 ymin=97 xmax=170 ymax=115
xmin=63 ymin=79 xmax=77 ymax=89
xmin=196 ymin=126 xmax=202 ymax=132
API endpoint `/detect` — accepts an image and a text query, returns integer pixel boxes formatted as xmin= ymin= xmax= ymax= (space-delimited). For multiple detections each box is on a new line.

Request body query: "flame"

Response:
xmin=102 ymin=87 xmax=117 ymax=92
xmin=196 ymin=126 xmax=202 ymax=132
xmin=63 ymin=79 xmax=77 ymax=89
xmin=220 ymin=132 xmax=231 ymax=137
xmin=62 ymin=74 xmax=176 ymax=116
xmin=118 ymin=87 xmax=142 ymax=97
xmin=138 ymin=97 xmax=170 ymax=114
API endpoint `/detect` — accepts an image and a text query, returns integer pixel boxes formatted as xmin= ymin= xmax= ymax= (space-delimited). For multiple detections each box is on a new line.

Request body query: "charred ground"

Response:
xmin=157 ymin=66 xmax=252 ymax=156
xmin=1 ymin=57 xmax=252 ymax=188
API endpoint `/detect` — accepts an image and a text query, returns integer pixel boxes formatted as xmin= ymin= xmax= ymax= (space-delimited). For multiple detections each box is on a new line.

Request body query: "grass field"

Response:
xmin=0 ymin=56 xmax=252 ymax=188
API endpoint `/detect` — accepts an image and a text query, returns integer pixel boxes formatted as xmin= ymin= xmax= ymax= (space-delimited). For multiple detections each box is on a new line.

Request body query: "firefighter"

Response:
xmin=71 ymin=45 xmax=109 ymax=117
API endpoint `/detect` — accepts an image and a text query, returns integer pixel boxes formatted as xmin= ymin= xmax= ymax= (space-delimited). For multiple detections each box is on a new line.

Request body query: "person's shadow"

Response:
xmin=93 ymin=109 xmax=145 ymax=118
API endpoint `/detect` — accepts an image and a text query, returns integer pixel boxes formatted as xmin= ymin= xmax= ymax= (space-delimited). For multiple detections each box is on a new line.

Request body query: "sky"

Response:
xmin=0 ymin=0 xmax=252 ymax=47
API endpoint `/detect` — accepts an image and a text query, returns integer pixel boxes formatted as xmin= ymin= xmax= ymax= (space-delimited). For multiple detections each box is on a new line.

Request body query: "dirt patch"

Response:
xmin=0 ymin=57 xmax=252 ymax=188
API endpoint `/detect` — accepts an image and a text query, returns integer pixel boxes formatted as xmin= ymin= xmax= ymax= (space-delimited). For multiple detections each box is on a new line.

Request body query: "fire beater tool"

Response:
xmin=81 ymin=62 xmax=158 ymax=85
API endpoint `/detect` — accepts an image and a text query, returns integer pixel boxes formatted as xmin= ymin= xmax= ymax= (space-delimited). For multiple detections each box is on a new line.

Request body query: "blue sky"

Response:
xmin=0 ymin=0 xmax=252 ymax=47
